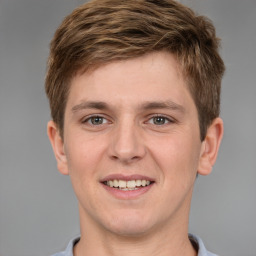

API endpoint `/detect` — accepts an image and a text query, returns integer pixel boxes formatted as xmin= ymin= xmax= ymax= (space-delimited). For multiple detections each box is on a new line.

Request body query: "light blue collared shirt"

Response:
xmin=51 ymin=234 xmax=218 ymax=256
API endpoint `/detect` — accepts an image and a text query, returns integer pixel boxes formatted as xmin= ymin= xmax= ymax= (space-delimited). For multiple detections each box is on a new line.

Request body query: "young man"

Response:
xmin=45 ymin=0 xmax=225 ymax=255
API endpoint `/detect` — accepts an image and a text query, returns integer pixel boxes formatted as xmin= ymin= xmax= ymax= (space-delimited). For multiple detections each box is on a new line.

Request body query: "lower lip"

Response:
xmin=101 ymin=183 xmax=154 ymax=200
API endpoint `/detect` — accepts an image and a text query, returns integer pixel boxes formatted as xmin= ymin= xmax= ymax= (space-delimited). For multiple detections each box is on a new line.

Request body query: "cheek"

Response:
xmin=64 ymin=136 xmax=102 ymax=184
xmin=64 ymin=139 xmax=102 ymax=206
xmin=151 ymin=133 xmax=201 ymax=179
xmin=65 ymin=131 xmax=105 ymax=165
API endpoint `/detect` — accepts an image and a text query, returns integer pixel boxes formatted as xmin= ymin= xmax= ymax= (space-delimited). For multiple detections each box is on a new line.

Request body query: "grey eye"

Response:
xmin=152 ymin=116 xmax=167 ymax=125
xmin=89 ymin=116 xmax=105 ymax=125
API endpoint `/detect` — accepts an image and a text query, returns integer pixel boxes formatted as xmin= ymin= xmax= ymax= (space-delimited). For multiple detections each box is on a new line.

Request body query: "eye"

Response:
xmin=148 ymin=116 xmax=173 ymax=125
xmin=84 ymin=116 xmax=108 ymax=125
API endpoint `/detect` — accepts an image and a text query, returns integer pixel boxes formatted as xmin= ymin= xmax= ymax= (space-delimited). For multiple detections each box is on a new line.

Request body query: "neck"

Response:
xmin=74 ymin=206 xmax=197 ymax=256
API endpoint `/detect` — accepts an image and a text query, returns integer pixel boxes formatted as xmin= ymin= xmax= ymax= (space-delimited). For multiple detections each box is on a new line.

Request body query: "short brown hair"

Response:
xmin=45 ymin=0 xmax=225 ymax=140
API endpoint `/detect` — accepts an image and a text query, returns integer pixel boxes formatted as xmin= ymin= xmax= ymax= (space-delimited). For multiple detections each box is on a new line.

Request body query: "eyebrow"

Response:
xmin=140 ymin=100 xmax=185 ymax=113
xmin=71 ymin=100 xmax=185 ymax=113
xmin=71 ymin=101 xmax=109 ymax=113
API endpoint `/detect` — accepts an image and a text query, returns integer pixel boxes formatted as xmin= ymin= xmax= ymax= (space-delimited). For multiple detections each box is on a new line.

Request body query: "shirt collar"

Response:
xmin=189 ymin=234 xmax=218 ymax=256
xmin=60 ymin=234 xmax=217 ymax=256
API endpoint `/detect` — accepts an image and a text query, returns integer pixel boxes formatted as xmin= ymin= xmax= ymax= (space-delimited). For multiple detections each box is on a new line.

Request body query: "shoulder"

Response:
xmin=189 ymin=234 xmax=219 ymax=256
xmin=51 ymin=252 xmax=66 ymax=256
xmin=51 ymin=237 xmax=80 ymax=256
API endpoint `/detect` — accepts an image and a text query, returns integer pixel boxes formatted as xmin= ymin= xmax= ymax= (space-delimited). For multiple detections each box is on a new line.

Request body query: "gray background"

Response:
xmin=0 ymin=0 xmax=255 ymax=255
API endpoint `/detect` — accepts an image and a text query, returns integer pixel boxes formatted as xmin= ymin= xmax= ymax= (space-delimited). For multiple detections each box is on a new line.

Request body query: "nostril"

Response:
xmin=110 ymin=154 xmax=142 ymax=163
xmin=111 ymin=155 xmax=119 ymax=160
xmin=107 ymin=128 xmax=146 ymax=162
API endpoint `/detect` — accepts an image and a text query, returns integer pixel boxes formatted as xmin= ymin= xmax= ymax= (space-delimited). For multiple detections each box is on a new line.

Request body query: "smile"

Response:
xmin=103 ymin=179 xmax=152 ymax=190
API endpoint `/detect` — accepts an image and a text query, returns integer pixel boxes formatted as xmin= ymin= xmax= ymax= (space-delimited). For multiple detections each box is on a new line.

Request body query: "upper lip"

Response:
xmin=100 ymin=174 xmax=155 ymax=182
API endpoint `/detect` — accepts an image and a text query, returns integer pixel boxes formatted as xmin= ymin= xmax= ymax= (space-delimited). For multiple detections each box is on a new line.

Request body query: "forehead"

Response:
xmin=66 ymin=51 xmax=194 ymax=111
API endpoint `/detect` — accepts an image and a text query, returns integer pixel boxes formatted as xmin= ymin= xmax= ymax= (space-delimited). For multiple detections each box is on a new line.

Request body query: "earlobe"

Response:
xmin=47 ymin=121 xmax=69 ymax=175
xmin=197 ymin=117 xmax=224 ymax=176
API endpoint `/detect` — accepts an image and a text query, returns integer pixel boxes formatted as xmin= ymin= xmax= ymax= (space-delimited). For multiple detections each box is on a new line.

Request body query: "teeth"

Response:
xmin=135 ymin=180 xmax=142 ymax=186
xmin=119 ymin=180 xmax=126 ymax=188
xmin=106 ymin=179 xmax=152 ymax=190
xmin=127 ymin=180 xmax=136 ymax=188
xmin=113 ymin=180 xmax=118 ymax=188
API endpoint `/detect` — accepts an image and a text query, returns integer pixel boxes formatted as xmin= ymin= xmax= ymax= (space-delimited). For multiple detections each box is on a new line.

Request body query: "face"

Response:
xmin=48 ymin=52 xmax=221 ymax=237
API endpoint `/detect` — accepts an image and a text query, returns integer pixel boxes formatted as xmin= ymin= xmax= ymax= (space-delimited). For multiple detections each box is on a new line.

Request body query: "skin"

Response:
xmin=48 ymin=51 xmax=223 ymax=256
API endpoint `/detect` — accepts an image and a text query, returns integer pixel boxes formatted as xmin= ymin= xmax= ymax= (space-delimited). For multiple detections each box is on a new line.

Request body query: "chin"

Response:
xmin=103 ymin=212 xmax=155 ymax=237
xmin=107 ymin=224 xmax=150 ymax=237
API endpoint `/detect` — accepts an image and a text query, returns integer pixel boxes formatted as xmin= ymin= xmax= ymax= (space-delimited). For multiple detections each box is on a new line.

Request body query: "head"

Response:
xmin=45 ymin=0 xmax=225 ymax=241
xmin=45 ymin=0 xmax=225 ymax=141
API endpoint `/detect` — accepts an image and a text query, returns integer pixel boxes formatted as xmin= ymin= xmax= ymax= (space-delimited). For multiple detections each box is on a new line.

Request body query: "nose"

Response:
xmin=108 ymin=119 xmax=146 ymax=164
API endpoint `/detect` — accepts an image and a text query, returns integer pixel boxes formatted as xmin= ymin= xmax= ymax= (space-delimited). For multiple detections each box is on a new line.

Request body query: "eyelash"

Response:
xmin=82 ymin=114 xmax=174 ymax=127
xmin=82 ymin=115 xmax=109 ymax=126
xmin=146 ymin=115 xmax=174 ymax=126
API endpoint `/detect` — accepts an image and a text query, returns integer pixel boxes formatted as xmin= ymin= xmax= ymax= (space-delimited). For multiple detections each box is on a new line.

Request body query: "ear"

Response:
xmin=47 ymin=121 xmax=69 ymax=175
xmin=198 ymin=117 xmax=224 ymax=176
